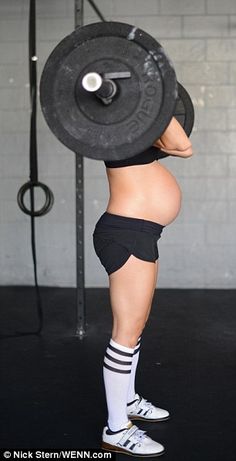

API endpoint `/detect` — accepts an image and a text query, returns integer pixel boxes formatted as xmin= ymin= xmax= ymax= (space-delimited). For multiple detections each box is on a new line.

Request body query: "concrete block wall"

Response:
xmin=0 ymin=0 xmax=235 ymax=288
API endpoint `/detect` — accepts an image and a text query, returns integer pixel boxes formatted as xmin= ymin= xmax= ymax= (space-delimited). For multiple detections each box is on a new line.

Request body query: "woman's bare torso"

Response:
xmin=106 ymin=161 xmax=182 ymax=226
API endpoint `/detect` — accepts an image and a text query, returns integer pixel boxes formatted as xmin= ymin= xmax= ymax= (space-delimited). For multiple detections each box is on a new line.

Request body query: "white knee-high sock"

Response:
xmin=103 ymin=338 xmax=134 ymax=431
xmin=127 ymin=336 xmax=141 ymax=404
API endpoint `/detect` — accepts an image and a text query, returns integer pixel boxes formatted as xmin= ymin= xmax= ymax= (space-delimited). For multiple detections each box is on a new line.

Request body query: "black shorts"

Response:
xmin=93 ymin=212 xmax=164 ymax=275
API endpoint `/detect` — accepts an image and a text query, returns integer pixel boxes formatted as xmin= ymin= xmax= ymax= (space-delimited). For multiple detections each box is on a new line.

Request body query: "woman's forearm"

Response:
xmin=158 ymin=145 xmax=193 ymax=157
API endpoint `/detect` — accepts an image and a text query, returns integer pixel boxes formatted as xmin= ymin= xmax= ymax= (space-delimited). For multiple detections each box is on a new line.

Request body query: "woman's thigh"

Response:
xmin=109 ymin=255 xmax=159 ymax=342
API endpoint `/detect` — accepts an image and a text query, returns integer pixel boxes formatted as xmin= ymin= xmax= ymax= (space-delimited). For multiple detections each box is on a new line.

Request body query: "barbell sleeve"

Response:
xmin=82 ymin=72 xmax=102 ymax=92
xmin=82 ymin=72 xmax=117 ymax=103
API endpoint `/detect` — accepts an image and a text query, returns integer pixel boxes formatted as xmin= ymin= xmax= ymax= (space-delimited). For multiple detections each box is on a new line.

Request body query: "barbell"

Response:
xmin=40 ymin=21 xmax=194 ymax=161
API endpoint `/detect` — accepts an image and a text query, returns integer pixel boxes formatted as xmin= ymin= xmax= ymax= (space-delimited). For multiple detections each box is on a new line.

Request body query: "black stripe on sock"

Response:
xmin=105 ymin=351 xmax=132 ymax=366
xmin=103 ymin=362 xmax=131 ymax=374
xmin=108 ymin=343 xmax=133 ymax=357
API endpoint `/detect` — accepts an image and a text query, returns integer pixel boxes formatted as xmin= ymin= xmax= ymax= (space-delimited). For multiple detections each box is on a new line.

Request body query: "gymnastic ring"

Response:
xmin=17 ymin=181 xmax=54 ymax=217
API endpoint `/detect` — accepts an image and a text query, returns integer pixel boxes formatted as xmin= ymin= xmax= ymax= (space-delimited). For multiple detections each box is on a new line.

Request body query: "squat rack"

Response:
xmin=74 ymin=0 xmax=85 ymax=340
xmin=74 ymin=0 xmax=105 ymax=339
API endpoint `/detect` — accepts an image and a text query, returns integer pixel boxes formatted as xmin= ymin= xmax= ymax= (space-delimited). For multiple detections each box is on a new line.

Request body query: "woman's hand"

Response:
xmin=153 ymin=117 xmax=193 ymax=158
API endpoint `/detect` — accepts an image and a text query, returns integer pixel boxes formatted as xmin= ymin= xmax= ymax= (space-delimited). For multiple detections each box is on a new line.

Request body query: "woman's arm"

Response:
xmin=153 ymin=117 xmax=193 ymax=158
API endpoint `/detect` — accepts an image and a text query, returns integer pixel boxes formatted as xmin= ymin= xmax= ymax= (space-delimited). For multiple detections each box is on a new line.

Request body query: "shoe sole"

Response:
xmin=128 ymin=415 xmax=170 ymax=422
xmin=102 ymin=442 xmax=165 ymax=457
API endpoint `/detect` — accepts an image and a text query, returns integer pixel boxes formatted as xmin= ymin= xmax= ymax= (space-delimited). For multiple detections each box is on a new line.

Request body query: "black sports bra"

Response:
xmin=104 ymin=146 xmax=168 ymax=168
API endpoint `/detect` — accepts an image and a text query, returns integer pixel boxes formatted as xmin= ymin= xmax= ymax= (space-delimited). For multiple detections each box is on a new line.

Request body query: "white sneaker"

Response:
xmin=101 ymin=420 xmax=165 ymax=457
xmin=127 ymin=393 xmax=170 ymax=422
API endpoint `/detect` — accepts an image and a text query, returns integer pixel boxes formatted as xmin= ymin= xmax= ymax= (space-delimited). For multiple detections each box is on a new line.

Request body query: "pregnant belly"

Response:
xmin=106 ymin=161 xmax=182 ymax=226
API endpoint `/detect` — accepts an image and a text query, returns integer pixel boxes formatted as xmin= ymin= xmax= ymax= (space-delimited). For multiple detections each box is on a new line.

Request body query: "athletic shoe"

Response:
xmin=101 ymin=420 xmax=165 ymax=457
xmin=127 ymin=393 xmax=170 ymax=422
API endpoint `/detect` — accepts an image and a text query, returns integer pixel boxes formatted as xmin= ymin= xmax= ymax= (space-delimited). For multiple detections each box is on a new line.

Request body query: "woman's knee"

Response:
xmin=112 ymin=301 xmax=152 ymax=339
xmin=112 ymin=319 xmax=146 ymax=348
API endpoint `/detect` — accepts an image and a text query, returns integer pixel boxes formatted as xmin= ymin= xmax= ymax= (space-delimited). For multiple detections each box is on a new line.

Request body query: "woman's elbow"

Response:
xmin=179 ymin=143 xmax=193 ymax=158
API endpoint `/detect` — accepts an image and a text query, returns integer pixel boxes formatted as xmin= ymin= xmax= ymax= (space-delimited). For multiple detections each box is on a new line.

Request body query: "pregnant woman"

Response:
xmin=93 ymin=116 xmax=193 ymax=457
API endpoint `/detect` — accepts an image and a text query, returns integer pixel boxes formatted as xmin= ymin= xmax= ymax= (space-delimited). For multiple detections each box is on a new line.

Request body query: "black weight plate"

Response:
xmin=40 ymin=21 xmax=177 ymax=161
xmin=174 ymin=82 xmax=195 ymax=136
